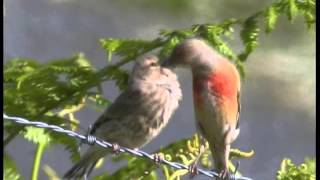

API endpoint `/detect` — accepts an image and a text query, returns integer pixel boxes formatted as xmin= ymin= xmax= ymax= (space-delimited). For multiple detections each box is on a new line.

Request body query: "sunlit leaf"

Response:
xmin=288 ymin=0 xmax=298 ymax=22
xmin=265 ymin=6 xmax=279 ymax=33
xmin=276 ymin=158 xmax=315 ymax=180
xmin=23 ymin=127 xmax=51 ymax=145
xmin=43 ymin=164 xmax=60 ymax=180
xmin=4 ymin=152 xmax=24 ymax=180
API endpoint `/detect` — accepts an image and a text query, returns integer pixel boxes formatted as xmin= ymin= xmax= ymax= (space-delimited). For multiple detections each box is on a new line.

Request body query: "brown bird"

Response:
xmin=64 ymin=55 xmax=182 ymax=179
xmin=164 ymin=38 xmax=241 ymax=179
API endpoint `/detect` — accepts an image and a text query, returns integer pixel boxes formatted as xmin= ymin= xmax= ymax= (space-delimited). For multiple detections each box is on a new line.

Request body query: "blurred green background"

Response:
xmin=4 ymin=0 xmax=315 ymax=179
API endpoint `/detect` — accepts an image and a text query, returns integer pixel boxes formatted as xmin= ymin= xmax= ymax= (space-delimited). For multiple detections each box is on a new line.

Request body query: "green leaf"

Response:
xmin=276 ymin=158 xmax=316 ymax=180
xmin=304 ymin=158 xmax=315 ymax=175
xmin=92 ymin=172 xmax=110 ymax=180
xmin=104 ymin=66 xmax=129 ymax=91
xmin=88 ymin=93 xmax=111 ymax=110
xmin=75 ymin=53 xmax=93 ymax=68
xmin=159 ymin=36 xmax=182 ymax=58
xmin=303 ymin=11 xmax=315 ymax=29
xmin=288 ymin=0 xmax=299 ymax=22
xmin=100 ymin=38 xmax=162 ymax=61
xmin=295 ymin=0 xmax=315 ymax=30
xmin=238 ymin=13 xmax=261 ymax=62
xmin=265 ymin=6 xmax=279 ymax=33
xmin=50 ymin=132 xmax=81 ymax=162
xmin=100 ymin=39 xmax=121 ymax=61
xmin=43 ymin=164 xmax=60 ymax=180
xmin=23 ymin=126 xmax=51 ymax=145
xmin=4 ymin=152 xmax=24 ymax=180
xmin=235 ymin=60 xmax=246 ymax=79
xmin=195 ymin=21 xmax=238 ymax=61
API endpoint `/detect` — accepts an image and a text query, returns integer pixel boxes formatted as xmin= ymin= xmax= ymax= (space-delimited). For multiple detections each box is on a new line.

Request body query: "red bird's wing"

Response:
xmin=236 ymin=90 xmax=240 ymax=129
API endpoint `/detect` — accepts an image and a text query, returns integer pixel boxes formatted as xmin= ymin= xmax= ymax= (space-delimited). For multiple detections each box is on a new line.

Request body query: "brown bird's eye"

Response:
xmin=150 ymin=62 xmax=158 ymax=66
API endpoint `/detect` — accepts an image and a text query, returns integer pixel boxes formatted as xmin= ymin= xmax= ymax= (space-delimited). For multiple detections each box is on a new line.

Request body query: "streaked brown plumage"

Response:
xmin=64 ymin=55 xmax=182 ymax=179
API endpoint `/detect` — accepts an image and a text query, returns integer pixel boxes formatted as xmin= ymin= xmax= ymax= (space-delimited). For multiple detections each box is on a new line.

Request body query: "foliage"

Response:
xmin=99 ymin=0 xmax=314 ymax=78
xmin=92 ymin=134 xmax=253 ymax=180
xmin=3 ymin=54 xmax=109 ymax=179
xmin=3 ymin=0 xmax=315 ymax=179
xmin=4 ymin=152 xmax=24 ymax=180
xmin=276 ymin=158 xmax=316 ymax=180
xmin=43 ymin=165 xmax=60 ymax=180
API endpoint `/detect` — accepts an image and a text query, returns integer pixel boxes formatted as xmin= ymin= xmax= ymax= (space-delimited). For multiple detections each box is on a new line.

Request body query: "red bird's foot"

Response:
xmin=218 ymin=169 xmax=230 ymax=180
xmin=153 ymin=153 xmax=163 ymax=164
xmin=188 ymin=162 xmax=199 ymax=178
xmin=111 ymin=143 xmax=120 ymax=154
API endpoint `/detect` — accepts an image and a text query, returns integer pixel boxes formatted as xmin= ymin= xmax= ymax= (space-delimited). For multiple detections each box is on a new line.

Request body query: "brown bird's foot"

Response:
xmin=111 ymin=143 xmax=120 ymax=154
xmin=188 ymin=135 xmax=205 ymax=178
xmin=153 ymin=153 xmax=164 ymax=164
xmin=188 ymin=162 xmax=199 ymax=178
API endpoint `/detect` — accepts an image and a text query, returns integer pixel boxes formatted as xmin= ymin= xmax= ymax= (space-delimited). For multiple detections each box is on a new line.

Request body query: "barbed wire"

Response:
xmin=3 ymin=113 xmax=252 ymax=180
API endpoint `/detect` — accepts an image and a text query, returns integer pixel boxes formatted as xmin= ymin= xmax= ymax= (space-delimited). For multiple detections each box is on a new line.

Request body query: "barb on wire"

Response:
xmin=3 ymin=113 xmax=252 ymax=180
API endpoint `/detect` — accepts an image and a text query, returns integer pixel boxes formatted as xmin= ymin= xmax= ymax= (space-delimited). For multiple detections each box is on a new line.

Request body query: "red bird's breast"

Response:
xmin=192 ymin=60 xmax=239 ymax=117
xmin=208 ymin=70 xmax=237 ymax=100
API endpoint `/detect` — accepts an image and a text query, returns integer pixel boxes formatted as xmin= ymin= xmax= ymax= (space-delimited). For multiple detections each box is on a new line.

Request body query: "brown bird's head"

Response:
xmin=130 ymin=55 xmax=163 ymax=83
xmin=163 ymin=38 xmax=221 ymax=71
xmin=134 ymin=55 xmax=160 ymax=70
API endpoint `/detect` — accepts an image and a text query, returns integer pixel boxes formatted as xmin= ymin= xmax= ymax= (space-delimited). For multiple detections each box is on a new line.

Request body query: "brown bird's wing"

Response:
xmin=89 ymin=89 xmax=144 ymax=135
xmin=63 ymin=89 xmax=148 ymax=179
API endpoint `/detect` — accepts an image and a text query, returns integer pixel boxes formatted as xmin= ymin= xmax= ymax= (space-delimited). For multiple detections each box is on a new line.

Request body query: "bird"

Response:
xmin=164 ymin=38 xmax=241 ymax=179
xmin=63 ymin=55 xmax=182 ymax=179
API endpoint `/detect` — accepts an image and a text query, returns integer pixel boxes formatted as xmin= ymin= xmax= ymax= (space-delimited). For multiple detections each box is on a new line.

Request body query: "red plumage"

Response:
xmin=193 ymin=58 xmax=239 ymax=122
xmin=167 ymin=38 xmax=241 ymax=179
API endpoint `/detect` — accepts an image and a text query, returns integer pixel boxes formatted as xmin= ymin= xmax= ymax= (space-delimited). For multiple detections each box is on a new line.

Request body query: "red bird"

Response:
xmin=165 ymin=38 xmax=241 ymax=179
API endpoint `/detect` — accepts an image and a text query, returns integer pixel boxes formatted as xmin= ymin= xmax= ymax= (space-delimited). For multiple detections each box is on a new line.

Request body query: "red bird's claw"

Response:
xmin=153 ymin=154 xmax=163 ymax=164
xmin=111 ymin=143 xmax=120 ymax=154
xmin=218 ymin=169 xmax=230 ymax=180
xmin=188 ymin=163 xmax=199 ymax=178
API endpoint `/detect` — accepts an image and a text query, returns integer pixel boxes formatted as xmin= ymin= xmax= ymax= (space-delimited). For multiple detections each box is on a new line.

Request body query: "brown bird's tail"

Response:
xmin=63 ymin=147 xmax=104 ymax=179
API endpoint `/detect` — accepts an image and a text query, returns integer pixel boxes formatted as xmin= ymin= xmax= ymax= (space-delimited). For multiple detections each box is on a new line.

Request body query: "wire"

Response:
xmin=3 ymin=113 xmax=252 ymax=180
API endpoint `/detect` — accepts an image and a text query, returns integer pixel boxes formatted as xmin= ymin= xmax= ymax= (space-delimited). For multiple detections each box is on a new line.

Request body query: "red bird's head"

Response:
xmin=163 ymin=38 xmax=222 ymax=72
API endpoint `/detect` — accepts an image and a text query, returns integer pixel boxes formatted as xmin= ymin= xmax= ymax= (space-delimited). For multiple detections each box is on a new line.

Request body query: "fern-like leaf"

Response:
xmin=265 ymin=6 xmax=279 ymax=33
xmin=288 ymin=0 xmax=299 ymax=22
xmin=238 ymin=13 xmax=261 ymax=62
xmin=4 ymin=152 xmax=24 ymax=180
